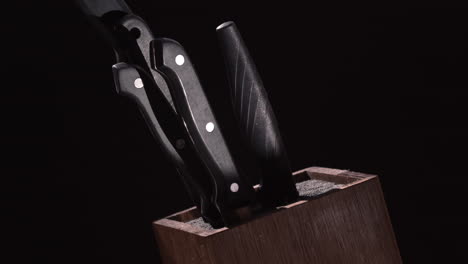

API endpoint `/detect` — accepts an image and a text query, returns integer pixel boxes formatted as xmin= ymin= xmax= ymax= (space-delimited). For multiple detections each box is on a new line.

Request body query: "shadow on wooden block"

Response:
xmin=153 ymin=167 xmax=402 ymax=264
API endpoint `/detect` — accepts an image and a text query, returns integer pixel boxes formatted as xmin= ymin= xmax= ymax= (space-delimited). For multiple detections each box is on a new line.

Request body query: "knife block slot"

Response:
xmin=167 ymin=168 xmax=358 ymax=228
xmin=153 ymin=167 xmax=401 ymax=263
xmin=294 ymin=167 xmax=367 ymax=185
xmin=167 ymin=208 xmax=201 ymax=223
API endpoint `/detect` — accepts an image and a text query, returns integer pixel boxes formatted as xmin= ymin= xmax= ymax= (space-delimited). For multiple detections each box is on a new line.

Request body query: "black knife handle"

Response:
xmin=152 ymin=39 xmax=255 ymax=220
xmin=113 ymin=63 xmax=179 ymax=166
xmin=112 ymin=62 xmax=224 ymax=227
xmin=216 ymin=22 xmax=298 ymax=206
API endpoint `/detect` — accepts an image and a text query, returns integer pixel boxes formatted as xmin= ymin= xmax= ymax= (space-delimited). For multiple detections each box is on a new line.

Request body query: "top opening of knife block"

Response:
xmin=162 ymin=167 xmax=375 ymax=236
xmin=153 ymin=167 xmax=400 ymax=264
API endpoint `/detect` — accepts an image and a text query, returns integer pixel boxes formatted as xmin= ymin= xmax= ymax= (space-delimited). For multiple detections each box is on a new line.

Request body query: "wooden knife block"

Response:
xmin=153 ymin=167 xmax=401 ymax=263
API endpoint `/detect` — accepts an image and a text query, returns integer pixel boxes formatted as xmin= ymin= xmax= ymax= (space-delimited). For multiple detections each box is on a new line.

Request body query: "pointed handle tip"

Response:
xmin=216 ymin=21 xmax=236 ymax=31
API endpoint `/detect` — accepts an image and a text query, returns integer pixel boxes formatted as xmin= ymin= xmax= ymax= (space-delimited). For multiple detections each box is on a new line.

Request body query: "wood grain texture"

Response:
xmin=153 ymin=167 xmax=401 ymax=263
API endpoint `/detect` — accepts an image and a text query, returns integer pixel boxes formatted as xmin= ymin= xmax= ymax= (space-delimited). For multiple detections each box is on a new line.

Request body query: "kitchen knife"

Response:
xmin=113 ymin=62 xmax=223 ymax=227
xmin=76 ymin=0 xmax=225 ymax=227
xmin=153 ymin=39 xmax=256 ymax=222
xmin=216 ymin=22 xmax=299 ymax=207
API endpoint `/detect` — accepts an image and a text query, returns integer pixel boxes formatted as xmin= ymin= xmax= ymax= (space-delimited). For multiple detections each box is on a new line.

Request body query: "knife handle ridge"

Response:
xmin=217 ymin=22 xmax=298 ymax=206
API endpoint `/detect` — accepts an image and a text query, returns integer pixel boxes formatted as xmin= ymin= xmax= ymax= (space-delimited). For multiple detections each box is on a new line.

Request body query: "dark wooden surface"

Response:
xmin=153 ymin=167 xmax=401 ymax=263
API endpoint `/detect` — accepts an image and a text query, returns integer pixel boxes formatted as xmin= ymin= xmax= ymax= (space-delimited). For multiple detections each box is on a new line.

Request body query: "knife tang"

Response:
xmin=216 ymin=22 xmax=298 ymax=207
xmin=152 ymin=39 xmax=255 ymax=220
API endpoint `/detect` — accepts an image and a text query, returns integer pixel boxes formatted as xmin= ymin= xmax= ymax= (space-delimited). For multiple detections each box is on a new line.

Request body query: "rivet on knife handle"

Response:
xmin=217 ymin=22 xmax=299 ymax=207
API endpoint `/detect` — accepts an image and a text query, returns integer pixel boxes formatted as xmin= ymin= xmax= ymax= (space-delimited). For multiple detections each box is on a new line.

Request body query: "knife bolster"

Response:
xmin=153 ymin=167 xmax=401 ymax=264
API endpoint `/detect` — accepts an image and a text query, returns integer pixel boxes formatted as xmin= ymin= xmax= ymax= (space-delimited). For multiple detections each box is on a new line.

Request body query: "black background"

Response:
xmin=2 ymin=2 xmax=467 ymax=263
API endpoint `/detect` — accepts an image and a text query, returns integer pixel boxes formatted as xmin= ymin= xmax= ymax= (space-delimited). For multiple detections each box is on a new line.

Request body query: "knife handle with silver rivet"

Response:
xmin=112 ymin=62 xmax=224 ymax=227
xmin=153 ymin=39 xmax=256 ymax=223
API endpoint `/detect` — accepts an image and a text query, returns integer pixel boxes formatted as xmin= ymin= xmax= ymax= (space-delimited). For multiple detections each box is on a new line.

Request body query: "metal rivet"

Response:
xmin=134 ymin=78 xmax=144 ymax=89
xmin=205 ymin=122 xmax=215 ymax=133
xmin=175 ymin=139 xmax=185 ymax=150
xmin=230 ymin=183 xmax=239 ymax=193
xmin=175 ymin=55 xmax=185 ymax=66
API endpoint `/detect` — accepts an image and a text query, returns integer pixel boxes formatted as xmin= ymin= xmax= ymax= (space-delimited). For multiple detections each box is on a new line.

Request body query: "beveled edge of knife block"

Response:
xmin=154 ymin=167 xmax=377 ymax=237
